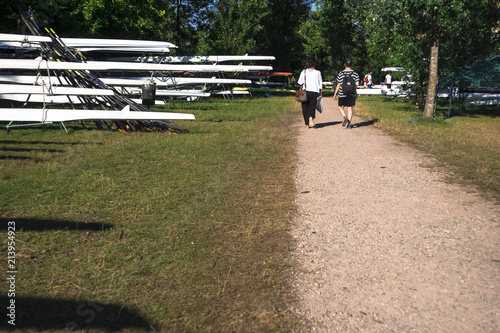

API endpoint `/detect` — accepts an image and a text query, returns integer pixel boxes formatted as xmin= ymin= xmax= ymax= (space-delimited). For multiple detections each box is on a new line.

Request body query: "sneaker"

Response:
xmin=309 ymin=117 xmax=315 ymax=127
xmin=342 ymin=116 xmax=348 ymax=127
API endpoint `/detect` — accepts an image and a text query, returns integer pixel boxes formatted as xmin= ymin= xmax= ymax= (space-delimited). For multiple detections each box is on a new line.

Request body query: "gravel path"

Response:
xmin=291 ymin=96 xmax=499 ymax=332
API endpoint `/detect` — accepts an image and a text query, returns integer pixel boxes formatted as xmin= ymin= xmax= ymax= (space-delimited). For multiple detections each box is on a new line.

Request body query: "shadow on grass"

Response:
xmin=0 ymin=218 xmax=112 ymax=232
xmin=1 ymin=296 xmax=153 ymax=331
xmin=0 ymin=147 xmax=65 ymax=153
xmin=0 ymin=140 xmax=103 ymax=146
xmin=0 ymin=156 xmax=31 ymax=160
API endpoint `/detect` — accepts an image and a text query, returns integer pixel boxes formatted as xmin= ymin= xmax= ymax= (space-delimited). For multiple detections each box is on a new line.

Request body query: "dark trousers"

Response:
xmin=301 ymin=91 xmax=318 ymax=125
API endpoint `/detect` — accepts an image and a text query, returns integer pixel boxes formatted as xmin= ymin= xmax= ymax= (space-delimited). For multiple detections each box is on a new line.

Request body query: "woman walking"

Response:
xmin=297 ymin=57 xmax=323 ymax=128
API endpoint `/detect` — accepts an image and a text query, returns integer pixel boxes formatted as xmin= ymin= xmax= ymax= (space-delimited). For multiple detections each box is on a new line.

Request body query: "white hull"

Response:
xmin=0 ymin=106 xmax=194 ymax=122
xmin=0 ymin=59 xmax=273 ymax=72
xmin=0 ymin=84 xmax=114 ymax=96
xmin=0 ymin=94 xmax=91 ymax=104
xmin=76 ymin=47 xmax=171 ymax=53
xmin=381 ymin=67 xmax=405 ymax=72
xmin=0 ymin=33 xmax=52 ymax=43
xmin=0 ymin=75 xmax=252 ymax=87
xmin=108 ymin=77 xmax=252 ymax=86
xmin=213 ymin=90 xmax=250 ymax=95
xmin=0 ymin=94 xmax=166 ymax=105
xmin=356 ymin=88 xmax=405 ymax=96
xmin=0 ymin=34 xmax=177 ymax=51
xmin=110 ymin=55 xmax=276 ymax=63
xmin=61 ymin=37 xmax=176 ymax=49
xmin=124 ymin=89 xmax=211 ymax=98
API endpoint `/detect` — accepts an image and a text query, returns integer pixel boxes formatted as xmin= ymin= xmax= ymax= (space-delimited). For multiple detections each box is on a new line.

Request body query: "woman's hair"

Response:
xmin=307 ymin=57 xmax=316 ymax=68
xmin=345 ymin=58 xmax=352 ymax=67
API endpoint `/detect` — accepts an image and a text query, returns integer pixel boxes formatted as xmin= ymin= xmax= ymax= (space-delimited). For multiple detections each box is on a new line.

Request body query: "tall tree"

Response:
xmin=315 ymin=0 xmax=358 ymax=73
xmin=258 ymin=0 xmax=312 ymax=72
xmin=204 ymin=0 xmax=269 ymax=55
xmin=172 ymin=0 xmax=213 ymax=54
xmin=298 ymin=1 xmax=369 ymax=80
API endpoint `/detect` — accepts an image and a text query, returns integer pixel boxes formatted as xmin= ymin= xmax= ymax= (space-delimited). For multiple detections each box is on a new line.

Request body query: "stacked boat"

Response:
xmin=0 ymin=12 xmax=276 ymax=132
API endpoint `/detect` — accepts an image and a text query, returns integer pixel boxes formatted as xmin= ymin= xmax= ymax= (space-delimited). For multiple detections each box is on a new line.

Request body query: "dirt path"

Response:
xmin=291 ymin=96 xmax=499 ymax=332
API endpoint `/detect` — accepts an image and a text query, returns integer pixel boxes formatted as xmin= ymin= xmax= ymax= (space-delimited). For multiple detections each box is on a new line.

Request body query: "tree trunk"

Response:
xmin=423 ymin=41 xmax=439 ymax=119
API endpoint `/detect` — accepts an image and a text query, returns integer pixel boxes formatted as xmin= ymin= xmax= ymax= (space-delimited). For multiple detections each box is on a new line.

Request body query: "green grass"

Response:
xmin=0 ymin=97 xmax=302 ymax=332
xmin=355 ymin=95 xmax=500 ymax=201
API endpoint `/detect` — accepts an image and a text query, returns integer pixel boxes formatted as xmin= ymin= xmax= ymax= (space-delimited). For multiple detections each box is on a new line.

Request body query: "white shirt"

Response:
xmin=385 ymin=73 xmax=392 ymax=84
xmin=298 ymin=68 xmax=323 ymax=93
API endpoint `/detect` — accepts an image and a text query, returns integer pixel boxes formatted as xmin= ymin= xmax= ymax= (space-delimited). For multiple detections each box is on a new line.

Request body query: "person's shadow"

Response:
xmin=314 ymin=121 xmax=342 ymax=128
xmin=313 ymin=119 xmax=378 ymax=129
xmin=1 ymin=296 xmax=153 ymax=331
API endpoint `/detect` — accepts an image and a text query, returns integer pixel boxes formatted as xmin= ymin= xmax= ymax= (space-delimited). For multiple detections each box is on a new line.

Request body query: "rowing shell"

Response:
xmin=0 ymin=75 xmax=252 ymax=87
xmin=355 ymin=88 xmax=405 ymax=96
xmin=0 ymin=33 xmax=52 ymax=43
xmin=0 ymin=84 xmax=114 ymax=96
xmin=0 ymin=94 xmax=173 ymax=105
xmin=125 ymin=89 xmax=210 ymax=98
xmin=0 ymin=33 xmax=177 ymax=50
xmin=0 ymin=59 xmax=273 ymax=72
xmin=110 ymin=55 xmax=276 ymax=63
xmin=0 ymin=105 xmax=195 ymax=122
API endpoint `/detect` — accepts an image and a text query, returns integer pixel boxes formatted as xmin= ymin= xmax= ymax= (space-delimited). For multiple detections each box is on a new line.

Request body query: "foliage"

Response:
xmin=205 ymin=0 xmax=269 ymax=55
xmin=356 ymin=0 xmax=500 ymax=104
xmin=257 ymin=0 xmax=313 ymax=72
xmin=170 ymin=0 xmax=214 ymax=54
xmin=71 ymin=0 xmax=174 ymax=39
xmin=297 ymin=0 xmax=375 ymax=80
xmin=315 ymin=0 xmax=358 ymax=74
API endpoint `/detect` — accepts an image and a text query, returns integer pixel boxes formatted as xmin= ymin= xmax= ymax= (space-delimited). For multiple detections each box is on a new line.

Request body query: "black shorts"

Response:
xmin=338 ymin=95 xmax=356 ymax=107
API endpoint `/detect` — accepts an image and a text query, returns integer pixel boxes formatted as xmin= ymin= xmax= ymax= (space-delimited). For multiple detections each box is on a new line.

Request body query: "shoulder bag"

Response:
xmin=295 ymin=70 xmax=308 ymax=102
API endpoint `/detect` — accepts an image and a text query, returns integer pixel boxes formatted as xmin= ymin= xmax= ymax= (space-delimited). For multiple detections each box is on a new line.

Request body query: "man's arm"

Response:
xmin=333 ymin=83 xmax=341 ymax=99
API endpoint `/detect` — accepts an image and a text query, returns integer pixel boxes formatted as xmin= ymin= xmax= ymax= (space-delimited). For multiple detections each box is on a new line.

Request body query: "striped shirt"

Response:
xmin=336 ymin=70 xmax=360 ymax=97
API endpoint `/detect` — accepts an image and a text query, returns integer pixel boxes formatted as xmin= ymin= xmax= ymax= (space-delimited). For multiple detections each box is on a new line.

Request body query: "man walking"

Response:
xmin=333 ymin=59 xmax=360 ymax=129
xmin=383 ymin=71 xmax=392 ymax=89
xmin=364 ymin=70 xmax=373 ymax=89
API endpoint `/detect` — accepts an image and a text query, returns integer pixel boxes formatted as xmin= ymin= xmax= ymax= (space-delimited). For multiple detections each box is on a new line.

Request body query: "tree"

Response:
xmin=205 ymin=0 xmax=269 ymax=55
xmin=171 ymin=0 xmax=213 ymax=54
xmin=298 ymin=1 xmax=368 ymax=80
xmin=70 ymin=0 xmax=176 ymax=40
xmin=258 ymin=0 xmax=312 ymax=72
xmin=315 ymin=0 xmax=358 ymax=73
xmin=357 ymin=0 xmax=500 ymax=117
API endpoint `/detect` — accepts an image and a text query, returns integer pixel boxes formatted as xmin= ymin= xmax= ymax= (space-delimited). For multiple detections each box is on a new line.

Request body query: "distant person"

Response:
xmin=333 ymin=58 xmax=360 ymax=129
xmin=401 ymin=71 xmax=412 ymax=90
xmin=383 ymin=71 xmax=392 ymax=89
xmin=402 ymin=71 xmax=412 ymax=82
xmin=297 ymin=57 xmax=323 ymax=128
xmin=364 ymin=70 xmax=373 ymax=88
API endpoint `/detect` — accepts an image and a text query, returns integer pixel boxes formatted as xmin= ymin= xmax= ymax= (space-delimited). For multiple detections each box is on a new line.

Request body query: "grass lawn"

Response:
xmin=0 ymin=97 xmax=302 ymax=332
xmin=355 ymin=95 xmax=500 ymax=202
